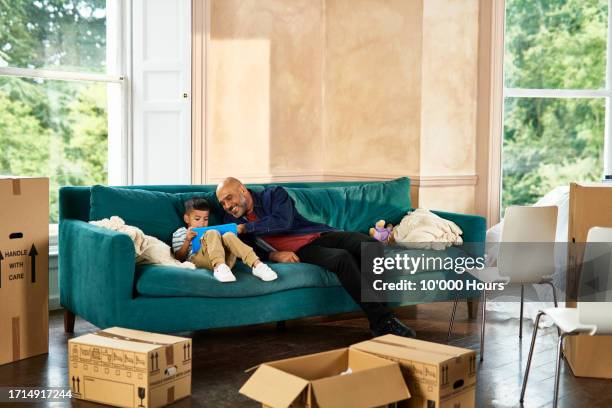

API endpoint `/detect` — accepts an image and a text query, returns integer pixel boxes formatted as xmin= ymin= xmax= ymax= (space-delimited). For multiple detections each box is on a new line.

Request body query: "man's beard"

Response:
xmin=230 ymin=192 xmax=248 ymax=217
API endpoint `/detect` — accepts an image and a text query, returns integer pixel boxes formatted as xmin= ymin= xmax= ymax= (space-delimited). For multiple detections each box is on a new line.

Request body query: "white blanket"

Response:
xmin=89 ymin=216 xmax=195 ymax=269
xmin=392 ymin=209 xmax=463 ymax=250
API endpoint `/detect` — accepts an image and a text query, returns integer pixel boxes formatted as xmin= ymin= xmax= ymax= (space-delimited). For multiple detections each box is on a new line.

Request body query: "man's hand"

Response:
xmin=269 ymin=251 xmax=300 ymax=263
xmin=186 ymin=228 xmax=198 ymax=241
xmin=237 ymin=224 xmax=247 ymax=234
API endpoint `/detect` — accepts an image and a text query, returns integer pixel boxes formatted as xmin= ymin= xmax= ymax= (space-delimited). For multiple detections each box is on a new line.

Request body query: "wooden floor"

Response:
xmin=1 ymin=303 xmax=611 ymax=407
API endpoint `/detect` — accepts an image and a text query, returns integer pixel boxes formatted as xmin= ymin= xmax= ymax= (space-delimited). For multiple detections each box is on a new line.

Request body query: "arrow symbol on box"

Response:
xmin=29 ymin=244 xmax=38 ymax=283
xmin=0 ymin=251 xmax=3 ymax=289
xmin=72 ymin=376 xmax=75 ymax=391
xmin=76 ymin=377 xmax=80 ymax=393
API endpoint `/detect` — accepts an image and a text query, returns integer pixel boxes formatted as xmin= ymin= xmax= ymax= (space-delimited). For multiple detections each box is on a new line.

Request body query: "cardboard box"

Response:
xmin=240 ymin=347 xmax=411 ymax=407
xmin=68 ymin=327 xmax=192 ymax=408
xmin=565 ymin=182 xmax=612 ymax=378
xmin=351 ymin=335 xmax=477 ymax=408
xmin=0 ymin=176 xmax=49 ymax=365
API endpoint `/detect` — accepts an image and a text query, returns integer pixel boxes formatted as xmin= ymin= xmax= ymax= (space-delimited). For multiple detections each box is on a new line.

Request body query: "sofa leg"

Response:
xmin=467 ymin=300 xmax=479 ymax=320
xmin=64 ymin=309 xmax=76 ymax=333
xmin=276 ymin=321 xmax=286 ymax=331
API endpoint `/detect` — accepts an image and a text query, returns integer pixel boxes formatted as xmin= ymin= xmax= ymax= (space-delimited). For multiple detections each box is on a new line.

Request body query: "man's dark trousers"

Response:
xmin=296 ymin=231 xmax=390 ymax=326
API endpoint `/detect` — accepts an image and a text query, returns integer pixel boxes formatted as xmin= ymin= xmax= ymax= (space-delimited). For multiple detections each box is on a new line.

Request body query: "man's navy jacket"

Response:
xmin=223 ymin=186 xmax=335 ymax=258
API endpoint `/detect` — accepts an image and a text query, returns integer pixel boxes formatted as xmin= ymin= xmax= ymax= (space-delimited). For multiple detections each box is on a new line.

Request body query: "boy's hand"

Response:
xmin=186 ymin=228 xmax=198 ymax=241
xmin=237 ymin=224 xmax=247 ymax=234
xmin=269 ymin=251 xmax=300 ymax=263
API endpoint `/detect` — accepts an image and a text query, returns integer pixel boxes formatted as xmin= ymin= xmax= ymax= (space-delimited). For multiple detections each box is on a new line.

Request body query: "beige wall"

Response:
xmin=324 ymin=0 xmax=422 ymax=177
xmin=418 ymin=0 xmax=480 ymax=213
xmin=207 ymin=0 xmax=324 ymax=181
xmin=196 ymin=0 xmax=481 ymax=214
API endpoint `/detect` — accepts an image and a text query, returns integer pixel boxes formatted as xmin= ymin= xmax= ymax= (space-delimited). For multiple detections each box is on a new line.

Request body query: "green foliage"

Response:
xmin=0 ymin=0 xmax=106 ymax=72
xmin=503 ymin=0 xmax=607 ymax=208
xmin=0 ymin=1 xmax=107 ymax=222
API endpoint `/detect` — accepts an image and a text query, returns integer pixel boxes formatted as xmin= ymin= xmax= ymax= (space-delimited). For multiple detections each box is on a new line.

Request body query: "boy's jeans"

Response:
xmin=191 ymin=230 xmax=259 ymax=269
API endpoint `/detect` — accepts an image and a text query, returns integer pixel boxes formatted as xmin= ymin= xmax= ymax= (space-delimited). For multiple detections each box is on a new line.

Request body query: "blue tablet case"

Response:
xmin=191 ymin=223 xmax=239 ymax=253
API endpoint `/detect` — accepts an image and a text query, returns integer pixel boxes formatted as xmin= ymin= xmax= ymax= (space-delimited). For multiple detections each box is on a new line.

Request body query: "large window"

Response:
xmin=502 ymin=0 xmax=608 ymax=209
xmin=0 ymin=0 xmax=125 ymax=222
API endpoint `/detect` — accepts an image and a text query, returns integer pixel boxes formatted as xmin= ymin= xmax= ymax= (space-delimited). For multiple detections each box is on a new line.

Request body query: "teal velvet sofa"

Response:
xmin=58 ymin=178 xmax=486 ymax=333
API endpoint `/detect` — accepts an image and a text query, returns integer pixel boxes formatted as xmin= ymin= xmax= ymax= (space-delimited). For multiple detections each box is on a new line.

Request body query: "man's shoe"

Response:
xmin=371 ymin=316 xmax=416 ymax=338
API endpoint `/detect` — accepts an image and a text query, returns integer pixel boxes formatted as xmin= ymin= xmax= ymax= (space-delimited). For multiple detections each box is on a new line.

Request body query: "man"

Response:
xmin=216 ymin=177 xmax=416 ymax=338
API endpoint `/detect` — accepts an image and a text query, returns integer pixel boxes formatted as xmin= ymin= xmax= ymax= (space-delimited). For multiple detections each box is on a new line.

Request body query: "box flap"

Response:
xmin=239 ymin=364 xmax=309 ymax=407
xmin=375 ymin=335 xmax=472 ymax=356
xmin=351 ymin=335 xmax=470 ymax=364
xmin=311 ymin=362 xmax=410 ymax=407
xmin=266 ymin=348 xmax=348 ymax=380
xmin=102 ymin=327 xmax=188 ymax=345
xmin=69 ymin=333 xmax=160 ymax=353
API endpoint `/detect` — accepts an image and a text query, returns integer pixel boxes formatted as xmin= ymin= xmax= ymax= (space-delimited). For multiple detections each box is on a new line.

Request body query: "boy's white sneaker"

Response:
xmin=252 ymin=263 xmax=278 ymax=281
xmin=213 ymin=263 xmax=236 ymax=282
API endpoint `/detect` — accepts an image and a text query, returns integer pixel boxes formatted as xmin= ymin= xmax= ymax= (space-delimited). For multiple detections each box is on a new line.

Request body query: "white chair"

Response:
xmin=447 ymin=206 xmax=559 ymax=361
xmin=520 ymin=226 xmax=612 ymax=408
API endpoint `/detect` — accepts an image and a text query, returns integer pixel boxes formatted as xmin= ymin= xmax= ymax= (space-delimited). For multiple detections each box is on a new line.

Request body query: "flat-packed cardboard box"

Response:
xmin=565 ymin=182 xmax=612 ymax=378
xmin=351 ymin=335 xmax=477 ymax=408
xmin=69 ymin=327 xmax=192 ymax=408
xmin=240 ymin=347 xmax=411 ymax=407
xmin=0 ymin=176 xmax=49 ymax=366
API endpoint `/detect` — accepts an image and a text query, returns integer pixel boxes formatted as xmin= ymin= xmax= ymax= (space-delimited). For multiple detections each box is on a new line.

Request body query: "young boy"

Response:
xmin=172 ymin=198 xmax=277 ymax=282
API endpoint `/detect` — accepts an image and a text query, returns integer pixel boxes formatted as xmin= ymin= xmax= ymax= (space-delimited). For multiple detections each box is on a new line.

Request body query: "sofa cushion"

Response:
xmin=135 ymin=244 xmax=471 ymax=299
xmin=89 ymin=186 xmax=226 ymax=244
xmin=90 ymin=185 xmax=183 ymax=244
xmin=135 ymin=262 xmax=342 ymax=298
xmin=284 ymin=177 xmax=411 ymax=233
xmin=89 ymin=178 xmax=410 ymax=244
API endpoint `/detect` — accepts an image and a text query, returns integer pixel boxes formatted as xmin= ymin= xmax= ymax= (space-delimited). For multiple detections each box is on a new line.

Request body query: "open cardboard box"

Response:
xmin=351 ymin=335 xmax=477 ymax=408
xmin=240 ymin=347 xmax=410 ymax=407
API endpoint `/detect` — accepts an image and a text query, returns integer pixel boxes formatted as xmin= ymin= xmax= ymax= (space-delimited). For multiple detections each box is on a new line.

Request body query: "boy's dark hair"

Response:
xmin=184 ymin=197 xmax=210 ymax=214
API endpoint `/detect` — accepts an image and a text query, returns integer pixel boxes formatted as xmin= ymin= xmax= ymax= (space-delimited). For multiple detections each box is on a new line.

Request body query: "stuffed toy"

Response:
xmin=369 ymin=220 xmax=394 ymax=244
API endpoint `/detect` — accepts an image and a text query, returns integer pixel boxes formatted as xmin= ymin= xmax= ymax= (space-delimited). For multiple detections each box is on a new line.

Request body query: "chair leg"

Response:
xmin=520 ymin=311 xmax=544 ymax=403
xmin=540 ymin=281 xmax=559 ymax=307
xmin=480 ymin=290 xmax=486 ymax=362
xmin=447 ymin=297 xmax=459 ymax=342
xmin=543 ymin=281 xmax=561 ymax=336
xmin=519 ymin=284 xmax=524 ymax=339
xmin=553 ymin=333 xmax=571 ymax=408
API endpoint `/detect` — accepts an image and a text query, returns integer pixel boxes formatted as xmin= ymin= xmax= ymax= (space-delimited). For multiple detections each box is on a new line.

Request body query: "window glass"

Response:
xmin=0 ymin=0 xmax=107 ymax=73
xmin=504 ymin=0 xmax=608 ymax=89
xmin=502 ymin=97 xmax=604 ymax=208
xmin=0 ymin=76 xmax=108 ymax=222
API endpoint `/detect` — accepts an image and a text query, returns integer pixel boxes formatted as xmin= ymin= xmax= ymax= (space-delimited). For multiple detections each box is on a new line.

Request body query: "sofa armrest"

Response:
xmin=59 ymin=219 xmax=135 ymax=321
xmin=430 ymin=209 xmax=487 ymax=257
